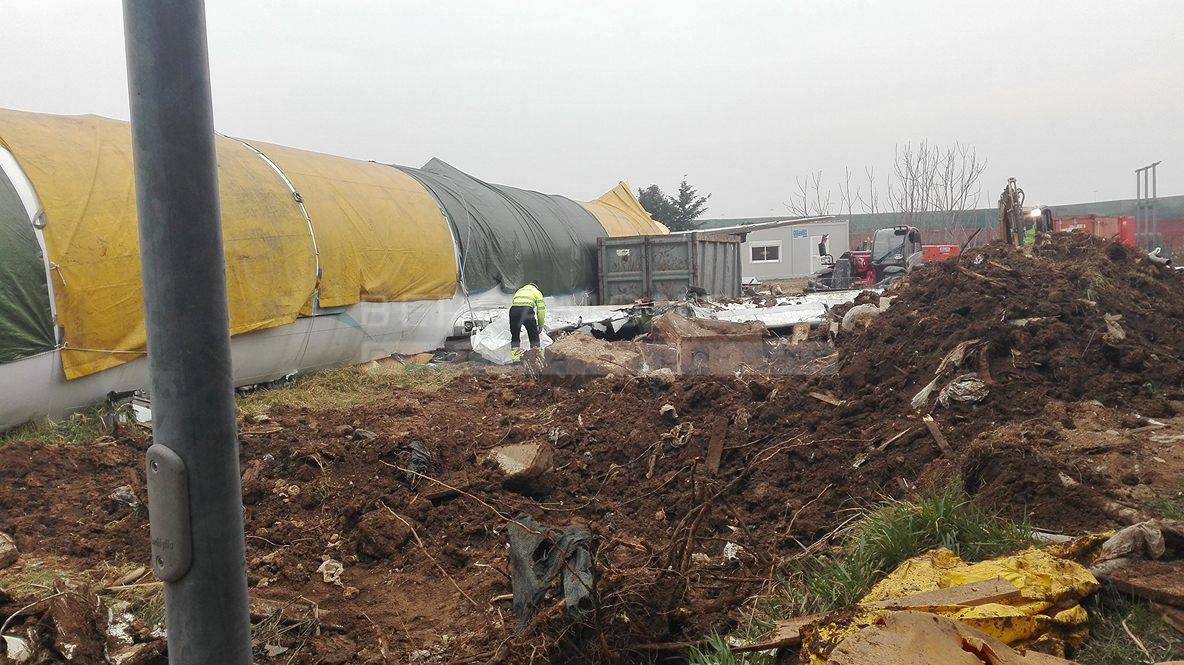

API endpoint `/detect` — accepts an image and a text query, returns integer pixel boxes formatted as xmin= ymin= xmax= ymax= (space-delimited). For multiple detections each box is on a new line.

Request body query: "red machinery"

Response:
xmin=1053 ymin=215 xmax=1135 ymax=247
xmin=809 ymin=226 xmax=958 ymax=290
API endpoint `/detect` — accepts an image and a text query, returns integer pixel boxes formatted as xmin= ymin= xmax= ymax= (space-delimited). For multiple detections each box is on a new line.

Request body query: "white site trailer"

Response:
xmin=697 ymin=217 xmax=851 ymax=283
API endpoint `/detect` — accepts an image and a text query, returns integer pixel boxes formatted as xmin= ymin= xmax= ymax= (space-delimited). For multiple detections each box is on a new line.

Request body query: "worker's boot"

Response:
xmin=511 ymin=348 xmax=523 ymax=362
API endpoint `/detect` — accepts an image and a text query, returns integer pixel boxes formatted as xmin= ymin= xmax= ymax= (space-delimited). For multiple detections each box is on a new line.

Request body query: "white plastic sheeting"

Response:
xmin=468 ymin=304 xmax=635 ymax=364
xmin=471 ymin=316 xmax=554 ymax=365
xmin=708 ymin=290 xmax=870 ymax=328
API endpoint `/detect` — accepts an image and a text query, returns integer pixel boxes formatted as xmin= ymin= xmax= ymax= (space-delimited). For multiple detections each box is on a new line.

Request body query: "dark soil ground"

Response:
xmin=0 ymin=234 xmax=1182 ymax=663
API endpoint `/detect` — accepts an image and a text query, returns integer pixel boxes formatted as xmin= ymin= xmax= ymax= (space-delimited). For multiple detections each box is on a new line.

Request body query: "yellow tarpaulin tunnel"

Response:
xmin=0 ymin=108 xmax=664 ymax=381
xmin=0 ymin=109 xmax=319 ymax=379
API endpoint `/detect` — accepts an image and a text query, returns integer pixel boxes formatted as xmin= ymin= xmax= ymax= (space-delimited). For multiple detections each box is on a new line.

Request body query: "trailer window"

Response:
xmin=750 ymin=243 xmax=780 ymax=263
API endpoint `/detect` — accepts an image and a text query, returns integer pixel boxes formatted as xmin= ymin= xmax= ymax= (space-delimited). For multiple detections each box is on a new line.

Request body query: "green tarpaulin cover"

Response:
xmin=0 ymin=168 xmax=54 ymax=363
xmin=398 ymin=159 xmax=603 ymax=296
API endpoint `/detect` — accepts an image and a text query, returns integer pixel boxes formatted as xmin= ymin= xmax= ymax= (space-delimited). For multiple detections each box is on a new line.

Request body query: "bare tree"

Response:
xmin=862 ymin=166 xmax=882 ymax=214
xmin=785 ymin=170 xmax=833 ymax=216
xmin=789 ymin=141 xmax=987 ymax=243
xmin=932 ymin=141 xmax=987 ymax=235
xmin=837 ymin=166 xmax=862 ymax=217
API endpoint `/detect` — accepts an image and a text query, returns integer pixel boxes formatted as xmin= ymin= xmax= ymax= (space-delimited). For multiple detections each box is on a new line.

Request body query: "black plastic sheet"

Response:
xmin=508 ymin=514 xmax=595 ymax=625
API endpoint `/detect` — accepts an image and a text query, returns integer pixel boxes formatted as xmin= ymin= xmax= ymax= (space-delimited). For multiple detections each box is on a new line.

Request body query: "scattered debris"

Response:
xmin=808 ymin=391 xmax=845 ymax=407
xmin=0 ymin=234 xmax=1180 ymax=662
xmin=0 ymin=532 xmax=17 ymax=569
xmin=543 ymin=333 xmax=677 ymax=376
xmin=3 ymin=635 xmax=34 ymax=663
xmin=46 ymin=580 xmax=104 ymax=662
xmin=401 ymin=440 xmax=433 ymax=486
xmin=648 ymin=312 xmax=768 ymax=374
xmin=825 ymin=610 xmax=1072 ymax=664
xmin=316 ymin=558 xmax=344 ymax=586
xmin=800 ymin=546 xmax=1099 ymax=659
xmin=489 ymin=442 xmax=554 ymax=490
xmin=109 ymin=640 xmax=166 ymax=665
xmin=508 ymin=515 xmax=594 ymax=625
xmin=922 ymin=415 xmax=951 ymax=455
xmin=659 ymin=404 xmax=679 ymax=422
xmin=1107 ymin=561 xmax=1184 ymax=607
xmin=103 ymin=485 xmax=141 ymax=514
xmin=1102 ymin=313 xmax=1127 ymax=343
xmin=910 ymin=339 xmax=984 ymax=410
xmin=936 ymin=373 xmax=989 ymax=408
xmin=839 ymin=297 xmax=892 ymax=332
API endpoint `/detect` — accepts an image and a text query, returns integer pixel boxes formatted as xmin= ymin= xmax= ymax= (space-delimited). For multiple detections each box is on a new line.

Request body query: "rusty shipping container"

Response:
xmin=596 ymin=233 xmax=741 ymax=304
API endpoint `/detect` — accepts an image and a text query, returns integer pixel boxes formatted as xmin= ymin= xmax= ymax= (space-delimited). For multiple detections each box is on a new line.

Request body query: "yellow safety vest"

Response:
xmin=512 ymin=284 xmax=546 ymax=327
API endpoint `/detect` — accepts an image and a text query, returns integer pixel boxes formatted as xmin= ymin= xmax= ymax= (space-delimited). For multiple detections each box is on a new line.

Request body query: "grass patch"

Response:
xmin=236 ymin=361 xmax=454 ymax=417
xmin=0 ymin=407 xmax=108 ymax=446
xmin=0 ymin=557 xmax=75 ymax=600
xmin=688 ymin=634 xmax=767 ymax=665
xmin=721 ymin=483 xmax=1030 ymax=658
xmin=770 ymin=484 xmax=1030 ymax=618
xmin=1075 ymin=587 xmax=1184 ymax=664
xmin=1145 ymin=490 xmax=1184 ymax=521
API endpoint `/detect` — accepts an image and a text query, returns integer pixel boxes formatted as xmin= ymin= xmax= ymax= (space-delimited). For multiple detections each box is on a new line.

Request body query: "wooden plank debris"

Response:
xmin=853 ymin=428 xmax=915 ymax=469
xmin=809 ymin=391 xmax=845 ymax=407
xmin=1107 ymin=561 xmax=1184 ymax=607
xmin=705 ymin=418 xmax=727 ymax=475
xmin=863 ymin=578 xmax=1021 ymax=610
xmin=733 ymin=613 xmax=823 ymax=652
xmin=922 ymin=415 xmax=951 ymax=455
xmin=1152 ymin=602 xmax=1184 ymax=634
xmin=734 ymin=579 xmax=1022 ymax=653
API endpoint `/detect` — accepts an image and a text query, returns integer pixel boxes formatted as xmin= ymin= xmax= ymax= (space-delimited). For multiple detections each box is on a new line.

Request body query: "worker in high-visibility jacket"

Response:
xmin=509 ymin=281 xmax=546 ymax=361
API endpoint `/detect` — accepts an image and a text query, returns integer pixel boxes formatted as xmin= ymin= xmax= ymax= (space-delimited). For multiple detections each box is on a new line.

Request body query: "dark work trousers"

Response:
xmin=509 ymin=305 xmax=541 ymax=349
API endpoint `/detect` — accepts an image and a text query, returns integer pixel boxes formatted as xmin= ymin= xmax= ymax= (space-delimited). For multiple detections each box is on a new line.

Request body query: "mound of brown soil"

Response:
xmin=0 ymin=234 xmax=1180 ymax=663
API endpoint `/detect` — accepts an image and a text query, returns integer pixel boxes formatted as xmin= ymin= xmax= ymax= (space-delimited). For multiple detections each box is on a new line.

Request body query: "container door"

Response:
xmin=647 ymin=236 xmax=693 ymax=301
xmin=598 ymin=239 xmax=648 ymax=304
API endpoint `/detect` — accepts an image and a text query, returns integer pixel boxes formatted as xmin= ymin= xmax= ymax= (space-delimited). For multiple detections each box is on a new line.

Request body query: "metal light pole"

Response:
xmin=122 ymin=1 xmax=252 ymax=663
xmin=1135 ymin=161 xmax=1162 ymax=249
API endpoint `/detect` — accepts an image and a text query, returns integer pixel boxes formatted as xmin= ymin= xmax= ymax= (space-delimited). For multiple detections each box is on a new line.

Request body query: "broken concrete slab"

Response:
xmin=648 ymin=312 xmax=768 ymax=375
xmin=489 ymin=442 xmax=554 ymax=490
xmin=543 ymin=333 xmax=678 ymax=377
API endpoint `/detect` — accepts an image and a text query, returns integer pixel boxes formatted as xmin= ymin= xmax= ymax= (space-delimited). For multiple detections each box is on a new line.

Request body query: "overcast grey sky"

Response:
xmin=3 ymin=1 xmax=1181 ymax=217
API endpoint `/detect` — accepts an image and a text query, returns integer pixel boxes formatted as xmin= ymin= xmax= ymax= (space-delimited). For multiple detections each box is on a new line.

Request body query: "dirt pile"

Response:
xmin=0 ymin=234 xmax=1180 ymax=663
xmin=805 ymin=233 xmax=1184 ymax=527
xmin=835 ymin=234 xmax=1184 ymax=414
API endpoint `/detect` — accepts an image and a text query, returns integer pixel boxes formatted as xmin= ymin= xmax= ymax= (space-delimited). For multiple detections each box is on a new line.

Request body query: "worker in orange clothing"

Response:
xmin=509 ymin=281 xmax=546 ymax=362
